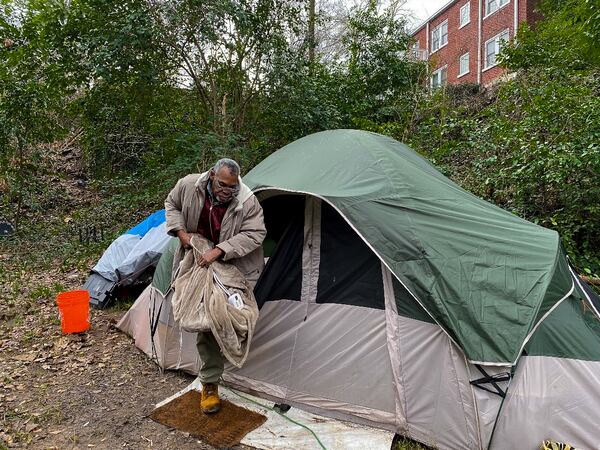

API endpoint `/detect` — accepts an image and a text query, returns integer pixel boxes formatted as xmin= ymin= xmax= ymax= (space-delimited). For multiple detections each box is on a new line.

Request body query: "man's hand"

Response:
xmin=199 ymin=247 xmax=224 ymax=268
xmin=177 ymin=230 xmax=192 ymax=249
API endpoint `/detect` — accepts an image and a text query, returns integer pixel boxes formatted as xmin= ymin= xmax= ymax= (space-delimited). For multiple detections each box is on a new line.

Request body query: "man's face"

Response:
xmin=210 ymin=167 xmax=239 ymax=202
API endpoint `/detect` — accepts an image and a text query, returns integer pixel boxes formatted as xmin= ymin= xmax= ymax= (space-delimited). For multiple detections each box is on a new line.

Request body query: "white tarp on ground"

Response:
xmin=156 ymin=378 xmax=395 ymax=450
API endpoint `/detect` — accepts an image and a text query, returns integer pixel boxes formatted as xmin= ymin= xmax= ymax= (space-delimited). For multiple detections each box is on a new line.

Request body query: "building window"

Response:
xmin=484 ymin=29 xmax=509 ymax=69
xmin=459 ymin=52 xmax=469 ymax=76
xmin=460 ymin=2 xmax=470 ymax=28
xmin=431 ymin=20 xmax=448 ymax=53
xmin=485 ymin=0 xmax=509 ymax=17
xmin=431 ymin=66 xmax=447 ymax=88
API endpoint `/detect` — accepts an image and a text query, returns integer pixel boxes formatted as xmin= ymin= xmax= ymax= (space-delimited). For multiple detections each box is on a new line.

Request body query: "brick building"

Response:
xmin=411 ymin=0 xmax=541 ymax=87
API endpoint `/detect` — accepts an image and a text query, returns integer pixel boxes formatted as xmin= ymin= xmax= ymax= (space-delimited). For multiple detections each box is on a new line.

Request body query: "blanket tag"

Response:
xmin=227 ymin=292 xmax=244 ymax=309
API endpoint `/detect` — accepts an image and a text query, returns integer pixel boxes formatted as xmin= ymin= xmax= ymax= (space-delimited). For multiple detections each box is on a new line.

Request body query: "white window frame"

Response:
xmin=484 ymin=0 xmax=510 ymax=19
xmin=483 ymin=29 xmax=509 ymax=70
xmin=459 ymin=2 xmax=470 ymax=28
xmin=458 ymin=52 xmax=470 ymax=77
xmin=431 ymin=20 xmax=448 ymax=53
xmin=430 ymin=66 xmax=448 ymax=89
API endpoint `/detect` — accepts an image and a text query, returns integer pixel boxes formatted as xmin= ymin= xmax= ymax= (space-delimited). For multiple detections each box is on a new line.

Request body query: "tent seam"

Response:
xmin=463 ymin=354 xmax=484 ymax=450
xmin=513 ymin=280 xmax=575 ymax=366
xmin=382 ymin=264 xmax=409 ymax=433
xmin=448 ymin=344 xmax=477 ymax=449
xmin=512 ymin=236 xmax=562 ymax=352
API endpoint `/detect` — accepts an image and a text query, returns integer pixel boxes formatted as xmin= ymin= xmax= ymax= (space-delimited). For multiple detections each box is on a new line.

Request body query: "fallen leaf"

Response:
xmin=0 ymin=432 xmax=13 ymax=444
xmin=14 ymin=354 xmax=37 ymax=363
xmin=25 ymin=422 xmax=38 ymax=433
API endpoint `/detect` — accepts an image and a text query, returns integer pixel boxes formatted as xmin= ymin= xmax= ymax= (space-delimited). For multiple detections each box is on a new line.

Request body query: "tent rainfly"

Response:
xmin=118 ymin=129 xmax=600 ymax=450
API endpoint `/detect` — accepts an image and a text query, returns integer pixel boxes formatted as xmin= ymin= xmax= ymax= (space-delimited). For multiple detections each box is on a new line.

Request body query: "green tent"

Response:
xmin=119 ymin=130 xmax=600 ymax=449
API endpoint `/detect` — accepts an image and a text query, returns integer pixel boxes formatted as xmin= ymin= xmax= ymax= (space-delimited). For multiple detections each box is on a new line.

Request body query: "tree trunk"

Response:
xmin=13 ymin=135 xmax=25 ymax=233
xmin=308 ymin=0 xmax=316 ymax=69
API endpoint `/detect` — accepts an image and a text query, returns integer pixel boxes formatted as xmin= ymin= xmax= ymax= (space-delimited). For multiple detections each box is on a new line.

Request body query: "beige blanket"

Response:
xmin=171 ymin=235 xmax=259 ymax=368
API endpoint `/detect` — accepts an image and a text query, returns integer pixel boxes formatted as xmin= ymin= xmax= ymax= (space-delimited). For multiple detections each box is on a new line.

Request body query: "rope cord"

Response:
xmin=212 ymin=271 xmax=231 ymax=296
xmin=190 ymin=241 xmax=231 ymax=297
xmin=227 ymin=388 xmax=328 ymax=450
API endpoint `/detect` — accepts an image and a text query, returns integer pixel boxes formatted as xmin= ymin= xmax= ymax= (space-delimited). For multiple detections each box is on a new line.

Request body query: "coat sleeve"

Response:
xmin=216 ymin=196 xmax=266 ymax=261
xmin=165 ymin=178 xmax=186 ymax=237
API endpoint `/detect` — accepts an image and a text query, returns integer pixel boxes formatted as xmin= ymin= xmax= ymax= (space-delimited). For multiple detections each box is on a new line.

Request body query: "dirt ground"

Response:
xmin=0 ymin=269 xmax=222 ymax=450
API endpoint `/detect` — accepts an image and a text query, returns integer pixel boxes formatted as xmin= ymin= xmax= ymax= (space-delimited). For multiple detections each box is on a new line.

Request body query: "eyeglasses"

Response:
xmin=213 ymin=177 xmax=239 ymax=194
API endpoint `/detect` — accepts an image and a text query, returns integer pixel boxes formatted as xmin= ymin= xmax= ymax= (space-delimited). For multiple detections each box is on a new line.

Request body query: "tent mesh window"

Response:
xmin=254 ymin=195 xmax=305 ymax=308
xmin=316 ymin=202 xmax=385 ymax=309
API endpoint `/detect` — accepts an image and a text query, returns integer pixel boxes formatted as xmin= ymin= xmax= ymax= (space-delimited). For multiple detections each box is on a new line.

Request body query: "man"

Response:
xmin=165 ymin=158 xmax=266 ymax=414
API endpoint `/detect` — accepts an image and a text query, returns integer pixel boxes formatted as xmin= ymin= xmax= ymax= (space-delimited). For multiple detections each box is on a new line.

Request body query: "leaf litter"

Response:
xmin=0 ymin=268 xmax=223 ymax=449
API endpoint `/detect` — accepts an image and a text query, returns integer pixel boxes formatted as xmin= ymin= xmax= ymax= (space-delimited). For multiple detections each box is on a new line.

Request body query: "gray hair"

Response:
xmin=213 ymin=158 xmax=240 ymax=177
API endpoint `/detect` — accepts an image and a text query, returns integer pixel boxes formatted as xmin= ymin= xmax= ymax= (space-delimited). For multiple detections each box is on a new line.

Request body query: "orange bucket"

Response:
xmin=56 ymin=290 xmax=90 ymax=333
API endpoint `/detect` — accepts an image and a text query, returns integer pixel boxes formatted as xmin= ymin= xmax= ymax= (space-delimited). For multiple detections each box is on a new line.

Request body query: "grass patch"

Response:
xmin=39 ymin=406 xmax=64 ymax=424
xmin=111 ymin=296 xmax=137 ymax=311
xmin=28 ymin=283 xmax=65 ymax=301
xmin=394 ymin=434 xmax=433 ymax=450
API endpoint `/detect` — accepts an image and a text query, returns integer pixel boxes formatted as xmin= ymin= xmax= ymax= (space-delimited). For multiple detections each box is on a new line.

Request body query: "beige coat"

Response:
xmin=165 ymin=171 xmax=266 ymax=285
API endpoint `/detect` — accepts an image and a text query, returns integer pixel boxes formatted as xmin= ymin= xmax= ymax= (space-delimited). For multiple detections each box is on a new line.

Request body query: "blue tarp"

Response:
xmin=126 ymin=209 xmax=166 ymax=237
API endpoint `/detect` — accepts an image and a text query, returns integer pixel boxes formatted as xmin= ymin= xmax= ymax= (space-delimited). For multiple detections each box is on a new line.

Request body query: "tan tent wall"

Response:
xmin=117 ymin=286 xmax=200 ymax=373
xmin=491 ymin=356 xmax=600 ymax=449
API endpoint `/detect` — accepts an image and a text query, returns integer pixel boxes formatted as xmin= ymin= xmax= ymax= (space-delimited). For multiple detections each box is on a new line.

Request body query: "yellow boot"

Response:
xmin=200 ymin=383 xmax=221 ymax=414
